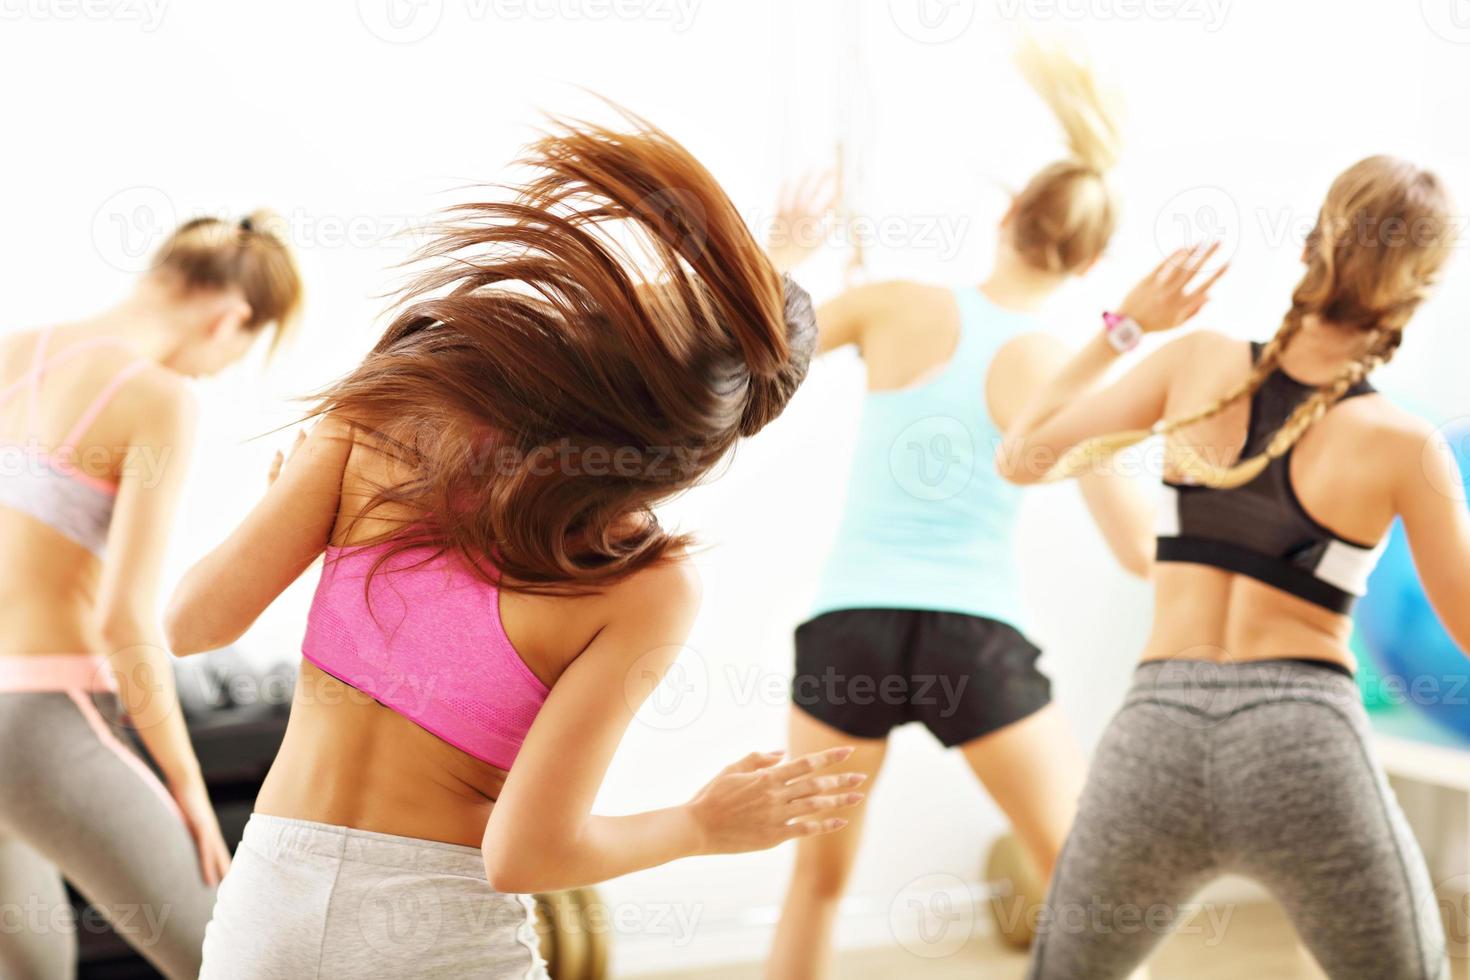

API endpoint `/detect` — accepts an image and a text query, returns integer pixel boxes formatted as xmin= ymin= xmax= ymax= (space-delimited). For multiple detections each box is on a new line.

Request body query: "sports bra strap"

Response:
xmin=25 ymin=327 xmax=53 ymax=431
xmin=58 ymin=359 xmax=151 ymax=454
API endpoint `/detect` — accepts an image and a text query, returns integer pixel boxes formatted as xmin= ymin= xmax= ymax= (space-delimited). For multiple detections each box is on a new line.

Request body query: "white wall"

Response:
xmin=5 ymin=0 xmax=1470 ymax=972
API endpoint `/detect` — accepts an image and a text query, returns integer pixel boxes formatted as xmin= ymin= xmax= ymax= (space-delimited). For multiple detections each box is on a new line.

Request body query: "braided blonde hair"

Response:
xmin=1047 ymin=156 xmax=1453 ymax=489
xmin=1009 ymin=36 xmax=1124 ymax=275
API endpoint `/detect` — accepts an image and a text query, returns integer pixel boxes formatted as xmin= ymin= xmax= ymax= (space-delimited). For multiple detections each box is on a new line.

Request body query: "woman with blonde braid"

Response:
xmin=764 ymin=40 xmax=1153 ymax=979
xmin=1001 ymin=156 xmax=1457 ymax=979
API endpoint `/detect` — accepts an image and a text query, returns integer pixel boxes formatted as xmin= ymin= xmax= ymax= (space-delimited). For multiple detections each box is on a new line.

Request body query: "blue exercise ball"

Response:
xmin=1355 ymin=419 xmax=1470 ymax=741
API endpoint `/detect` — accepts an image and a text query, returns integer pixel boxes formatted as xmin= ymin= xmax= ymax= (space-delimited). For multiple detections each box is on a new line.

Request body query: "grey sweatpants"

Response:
xmin=0 ymin=691 xmax=216 ymax=980
xmin=201 ymin=814 xmax=548 ymax=979
xmin=1030 ymin=659 xmax=1448 ymax=980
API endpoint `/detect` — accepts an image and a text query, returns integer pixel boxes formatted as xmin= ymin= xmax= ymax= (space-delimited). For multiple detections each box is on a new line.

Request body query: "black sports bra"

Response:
xmin=1155 ymin=342 xmax=1383 ymax=613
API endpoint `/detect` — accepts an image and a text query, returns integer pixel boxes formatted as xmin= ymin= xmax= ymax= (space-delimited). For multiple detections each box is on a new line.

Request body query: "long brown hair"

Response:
xmin=1009 ymin=37 xmax=1123 ymax=275
xmin=1046 ymin=155 xmax=1454 ymax=488
xmin=152 ymin=210 xmax=304 ymax=355
xmin=311 ymin=114 xmax=817 ymax=593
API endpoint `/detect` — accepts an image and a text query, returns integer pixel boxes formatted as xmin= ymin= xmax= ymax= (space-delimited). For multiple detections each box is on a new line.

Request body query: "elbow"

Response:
xmin=482 ymin=847 xmax=555 ymax=896
xmin=1120 ymin=549 xmax=1154 ymax=582
xmin=994 ymin=439 xmax=1040 ymax=487
xmin=162 ymin=592 xmax=234 ymax=657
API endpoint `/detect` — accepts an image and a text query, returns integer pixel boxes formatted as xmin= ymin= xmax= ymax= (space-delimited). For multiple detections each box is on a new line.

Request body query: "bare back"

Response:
xmin=255 ymin=425 xmax=681 ymax=847
xmin=0 ymin=327 xmax=168 ymax=656
xmin=1145 ymin=332 xmax=1404 ymax=668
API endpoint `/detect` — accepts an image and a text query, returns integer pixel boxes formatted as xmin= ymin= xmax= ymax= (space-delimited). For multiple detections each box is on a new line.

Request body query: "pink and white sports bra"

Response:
xmin=0 ymin=328 xmax=151 ymax=557
xmin=300 ymin=542 xmax=551 ymax=770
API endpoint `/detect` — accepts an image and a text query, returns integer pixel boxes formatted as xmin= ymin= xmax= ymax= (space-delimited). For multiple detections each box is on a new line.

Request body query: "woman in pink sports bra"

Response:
xmin=170 ymin=117 xmax=864 ymax=980
xmin=0 ymin=213 xmax=302 ymax=979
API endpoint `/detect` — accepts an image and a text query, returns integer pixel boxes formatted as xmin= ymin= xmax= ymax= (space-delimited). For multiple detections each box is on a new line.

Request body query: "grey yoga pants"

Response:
xmin=0 ymin=688 xmax=216 ymax=980
xmin=1029 ymin=659 xmax=1448 ymax=980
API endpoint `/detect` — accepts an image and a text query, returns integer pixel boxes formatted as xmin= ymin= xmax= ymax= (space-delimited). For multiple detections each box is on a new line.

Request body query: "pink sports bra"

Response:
xmin=300 ymin=542 xmax=551 ymax=770
xmin=0 ymin=328 xmax=150 ymax=556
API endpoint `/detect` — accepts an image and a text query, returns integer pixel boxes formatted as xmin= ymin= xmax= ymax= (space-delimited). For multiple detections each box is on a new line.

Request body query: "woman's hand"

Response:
xmin=685 ymin=746 xmax=866 ymax=854
xmin=169 ymin=776 xmax=232 ymax=886
xmin=1117 ymin=242 xmax=1228 ymax=334
xmin=767 ymin=172 xmax=837 ymax=273
xmin=267 ymin=428 xmax=309 ymax=487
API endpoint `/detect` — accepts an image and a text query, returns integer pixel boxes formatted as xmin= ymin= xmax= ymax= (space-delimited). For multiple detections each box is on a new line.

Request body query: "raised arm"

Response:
xmin=987 ymin=333 xmax=1153 ymax=577
xmin=998 ymin=244 xmax=1226 ymax=485
xmin=482 ymin=562 xmax=863 ymax=893
xmin=165 ymin=416 xmax=352 ymax=654
xmin=1393 ymin=420 xmax=1470 ymax=656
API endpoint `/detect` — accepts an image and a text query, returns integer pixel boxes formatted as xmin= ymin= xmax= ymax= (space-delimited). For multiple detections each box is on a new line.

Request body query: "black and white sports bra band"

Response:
xmin=1154 ymin=341 xmax=1383 ymax=613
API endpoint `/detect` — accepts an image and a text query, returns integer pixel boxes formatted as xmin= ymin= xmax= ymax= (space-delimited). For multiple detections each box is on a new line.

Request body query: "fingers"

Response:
xmin=1185 ymin=260 xmax=1229 ymax=300
xmin=763 ymin=745 xmax=855 ymax=783
xmin=786 ymin=791 xmax=867 ymax=817
xmin=724 ymin=749 xmax=786 ymax=775
xmin=782 ymin=770 xmax=867 ymax=802
xmin=785 ymin=817 xmax=850 ymax=839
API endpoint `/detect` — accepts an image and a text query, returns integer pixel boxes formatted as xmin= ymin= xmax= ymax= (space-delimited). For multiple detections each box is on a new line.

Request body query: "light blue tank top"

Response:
xmin=809 ymin=286 xmax=1035 ymax=626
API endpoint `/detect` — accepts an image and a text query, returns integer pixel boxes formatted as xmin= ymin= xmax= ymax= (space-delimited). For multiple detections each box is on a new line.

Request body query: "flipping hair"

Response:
xmin=1008 ymin=36 xmax=1124 ymax=275
xmin=1046 ymin=156 xmax=1454 ymax=489
xmin=309 ymin=114 xmax=817 ymax=593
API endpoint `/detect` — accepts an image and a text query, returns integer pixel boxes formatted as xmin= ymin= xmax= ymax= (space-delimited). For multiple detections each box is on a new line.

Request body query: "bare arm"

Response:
xmin=998 ymin=245 xmax=1226 ymax=485
xmin=1394 ymin=422 xmax=1470 ymax=656
xmin=482 ymin=564 xmax=862 ymax=893
xmin=988 ymin=333 xmax=1153 ymax=578
xmin=94 ymin=375 xmax=230 ymax=883
xmin=165 ymin=417 xmax=352 ymax=654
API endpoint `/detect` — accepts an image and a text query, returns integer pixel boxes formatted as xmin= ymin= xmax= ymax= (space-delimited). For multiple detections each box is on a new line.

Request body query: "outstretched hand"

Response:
xmin=1118 ymin=242 xmax=1229 ymax=334
xmin=767 ymin=171 xmax=838 ymax=273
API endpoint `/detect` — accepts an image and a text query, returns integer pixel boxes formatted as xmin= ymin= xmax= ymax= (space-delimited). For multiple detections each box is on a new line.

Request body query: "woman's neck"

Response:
xmin=978 ymin=250 xmax=1068 ymax=313
xmin=1278 ymin=316 xmax=1377 ymax=384
xmin=76 ymin=281 xmax=197 ymax=365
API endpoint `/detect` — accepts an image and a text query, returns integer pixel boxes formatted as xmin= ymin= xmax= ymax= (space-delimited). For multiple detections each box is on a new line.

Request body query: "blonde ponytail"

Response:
xmin=1008 ymin=37 xmax=1124 ymax=274
xmin=1042 ymin=156 xmax=1452 ymax=489
xmin=152 ymin=210 xmax=304 ymax=356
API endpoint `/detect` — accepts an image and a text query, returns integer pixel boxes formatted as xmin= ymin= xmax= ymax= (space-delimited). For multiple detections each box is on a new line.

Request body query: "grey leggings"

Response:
xmin=0 ymin=691 xmax=216 ymax=980
xmin=1030 ymin=659 xmax=1448 ymax=980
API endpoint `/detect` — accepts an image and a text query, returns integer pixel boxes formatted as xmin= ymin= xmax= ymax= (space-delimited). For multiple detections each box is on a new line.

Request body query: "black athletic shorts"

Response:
xmin=791 ymin=608 xmax=1052 ymax=746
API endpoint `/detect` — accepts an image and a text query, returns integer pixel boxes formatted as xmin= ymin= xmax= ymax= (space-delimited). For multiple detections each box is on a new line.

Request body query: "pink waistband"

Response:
xmin=0 ymin=654 xmax=117 ymax=693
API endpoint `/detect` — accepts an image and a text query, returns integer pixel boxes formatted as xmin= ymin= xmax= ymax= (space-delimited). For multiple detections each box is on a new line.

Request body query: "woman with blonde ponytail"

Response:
xmin=1000 ymin=156 xmax=1458 ymax=979
xmin=764 ymin=39 xmax=1152 ymax=980
xmin=0 ymin=212 xmax=301 ymax=978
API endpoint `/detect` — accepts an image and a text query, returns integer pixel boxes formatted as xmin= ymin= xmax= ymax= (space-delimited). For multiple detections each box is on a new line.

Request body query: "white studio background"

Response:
xmin=4 ymin=0 xmax=1470 ymax=972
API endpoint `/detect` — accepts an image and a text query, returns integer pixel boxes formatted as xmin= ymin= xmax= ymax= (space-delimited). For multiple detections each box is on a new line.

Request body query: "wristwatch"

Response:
xmin=1102 ymin=311 xmax=1142 ymax=353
